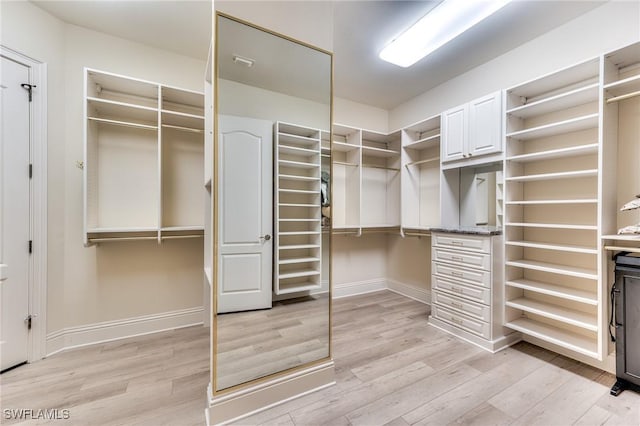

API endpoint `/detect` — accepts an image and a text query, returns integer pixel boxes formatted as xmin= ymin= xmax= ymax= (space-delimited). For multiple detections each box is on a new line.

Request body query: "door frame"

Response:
xmin=1 ymin=45 xmax=48 ymax=362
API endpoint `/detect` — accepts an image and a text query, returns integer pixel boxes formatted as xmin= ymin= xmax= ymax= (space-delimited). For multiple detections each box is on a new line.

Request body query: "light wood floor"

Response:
xmin=2 ymin=290 xmax=639 ymax=425
xmin=217 ymin=295 xmax=329 ymax=390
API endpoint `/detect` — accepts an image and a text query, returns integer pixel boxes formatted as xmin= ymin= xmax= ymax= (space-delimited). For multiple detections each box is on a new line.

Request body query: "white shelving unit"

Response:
xmin=331 ymin=124 xmax=361 ymax=232
xmin=361 ymin=129 xmax=401 ymax=228
xmin=495 ymin=170 xmax=504 ymax=228
xmin=84 ymin=68 xmax=204 ymax=245
xmin=274 ymin=122 xmax=322 ymax=295
xmin=503 ymin=58 xmax=605 ymax=360
xmin=401 ymin=115 xmax=441 ymax=232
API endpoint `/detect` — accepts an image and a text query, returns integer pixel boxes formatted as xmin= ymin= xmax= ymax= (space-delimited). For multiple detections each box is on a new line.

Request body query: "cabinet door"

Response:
xmin=441 ymin=104 xmax=467 ymax=163
xmin=468 ymin=91 xmax=502 ymax=157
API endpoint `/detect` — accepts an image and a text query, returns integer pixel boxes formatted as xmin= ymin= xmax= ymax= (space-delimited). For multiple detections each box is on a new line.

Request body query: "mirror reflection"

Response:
xmin=215 ymin=14 xmax=332 ymax=391
xmin=459 ymin=163 xmax=503 ymax=228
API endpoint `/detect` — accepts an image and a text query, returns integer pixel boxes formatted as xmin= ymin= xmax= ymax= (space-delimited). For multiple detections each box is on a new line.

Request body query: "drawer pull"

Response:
xmin=451 ymin=241 xmax=463 ymax=246
xmin=451 ymin=302 xmax=464 ymax=309
xmin=453 ymin=318 xmax=464 ymax=325
xmin=451 ymin=287 xmax=463 ymax=293
xmin=450 ymin=271 xmax=463 ymax=277
xmin=451 ymin=256 xmax=464 ymax=261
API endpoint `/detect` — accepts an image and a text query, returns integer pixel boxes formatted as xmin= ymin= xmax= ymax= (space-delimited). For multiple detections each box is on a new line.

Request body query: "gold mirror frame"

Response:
xmin=211 ymin=11 xmax=334 ymax=397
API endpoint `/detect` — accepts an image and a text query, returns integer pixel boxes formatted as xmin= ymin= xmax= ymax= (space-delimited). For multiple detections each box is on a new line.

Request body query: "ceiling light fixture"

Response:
xmin=379 ymin=0 xmax=512 ymax=68
xmin=232 ymin=55 xmax=254 ymax=67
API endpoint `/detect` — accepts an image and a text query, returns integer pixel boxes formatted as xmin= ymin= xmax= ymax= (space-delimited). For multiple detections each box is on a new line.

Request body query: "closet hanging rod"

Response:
xmin=362 ymin=164 xmax=400 ymax=171
xmin=333 ymin=161 xmax=358 ymax=167
xmin=404 ymin=232 xmax=431 ymax=237
xmin=88 ymin=116 xmax=157 ymax=131
xmin=161 ymin=124 xmax=204 ymax=134
xmin=606 ymin=89 xmax=640 ymax=104
xmin=405 ymin=156 xmax=439 ymax=167
xmin=604 ymin=245 xmax=640 ymax=254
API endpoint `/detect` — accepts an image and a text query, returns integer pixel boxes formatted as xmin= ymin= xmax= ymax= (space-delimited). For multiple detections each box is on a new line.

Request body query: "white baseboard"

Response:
xmin=387 ymin=279 xmax=431 ymax=304
xmin=46 ymin=306 xmax=204 ymax=357
xmin=332 ymin=278 xmax=387 ymax=299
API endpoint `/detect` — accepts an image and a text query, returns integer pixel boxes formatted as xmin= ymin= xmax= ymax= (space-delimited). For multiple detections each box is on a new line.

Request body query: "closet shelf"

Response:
xmin=506 ymin=297 xmax=597 ymax=331
xmin=279 ymin=231 xmax=320 ymax=236
xmin=506 ymin=143 xmax=599 ymax=163
xmin=506 ymin=279 xmax=598 ymax=305
xmin=279 ymin=188 xmax=319 ymax=195
xmin=278 ymin=257 xmax=320 ymax=265
xmin=506 ymin=240 xmax=597 ymax=254
xmin=87 ymin=97 xmax=158 ymax=124
xmin=506 ymin=199 xmax=597 ymax=205
xmin=332 ymin=141 xmax=360 ymax=152
xmin=88 ymin=117 xmax=158 ymax=131
xmin=506 ymin=259 xmax=598 ymax=280
xmin=601 ymin=234 xmax=640 ymax=241
xmin=333 ymin=161 xmax=359 ymax=167
xmin=161 ymin=225 xmax=204 ymax=232
xmin=604 ymin=73 xmax=640 ymax=97
xmin=279 ymin=203 xmax=320 ymax=208
xmin=362 ymin=164 xmax=400 ymax=172
xmin=88 ymin=226 xmax=157 ymax=233
xmin=278 ymin=159 xmax=319 ymax=169
xmin=279 ymin=244 xmax=320 ymax=250
xmin=506 ymin=169 xmax=597 ymax=182
xmin=277 ymin=281 xmax=322 ymax=294
xmin=506 ymin=222 xmax=597 ymax=231
xmin=279 ymin=218 xmax=321 ymax=222
xmin=278 ymin=269 xmax=320 ymax=280
xmin=506 ymin=83 xmax=599 ymax=119
xmin=278 ymin=132 xmax=319 ymax=147
xmin=403 ymin=134 xmax=440 ymax=150
xmin=279 ymin=145 xmax=319 ymax=157
xmin=361 ymin=146 xmax=400 ymax=157
xmin=505 ymin=317 xmax=598 ymax=358
xmin=279 ymin=174 xmax=318 ymax=182
xmin=161 ymin=124 xmax=203 ymax=134
xmin=506 ymin=113 xmax=599 ymax=141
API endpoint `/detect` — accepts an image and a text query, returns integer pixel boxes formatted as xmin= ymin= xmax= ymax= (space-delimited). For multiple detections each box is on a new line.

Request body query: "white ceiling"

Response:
xmin=31 ymin=0 xmax=604 ymax=110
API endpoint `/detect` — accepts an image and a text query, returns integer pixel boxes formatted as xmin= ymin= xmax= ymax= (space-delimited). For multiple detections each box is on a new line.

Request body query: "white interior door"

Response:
xmin=0 ymin=55 xmax=31 ymax=371
xmin=217 ymin=115 xmax=273 ymax=313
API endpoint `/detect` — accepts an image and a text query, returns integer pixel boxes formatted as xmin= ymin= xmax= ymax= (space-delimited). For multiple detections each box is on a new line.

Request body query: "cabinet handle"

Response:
xmin=451 ymin=256 xmax=464 ymax=261
xmin=451 ymin=302 xmax=464 ymax=309
xmin=451 ymin=271 xmax=463 ymax=277
xmin=453 ymin=318 xmax=464 ymax=325
xmin=451 ymin=241 xmax=463 ymax=246
xmin=451 ymin=287 xmax=463 ymax=293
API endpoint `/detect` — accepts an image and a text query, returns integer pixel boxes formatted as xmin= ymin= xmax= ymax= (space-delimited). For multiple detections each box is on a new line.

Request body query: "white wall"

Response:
xmin=389 ymin=1 xmax=640 ymax=130
xmin=2 ymin=2 xmax=207 ymax=338
xmin=219 ymin=79 xmax=330 ymax=130
xmin=334 ymin=98 xmax=389 ymax=133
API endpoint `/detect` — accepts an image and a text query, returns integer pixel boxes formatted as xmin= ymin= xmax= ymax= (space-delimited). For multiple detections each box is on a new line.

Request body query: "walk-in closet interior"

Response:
xmin=2 ymin=1 xmax=640 ymax=425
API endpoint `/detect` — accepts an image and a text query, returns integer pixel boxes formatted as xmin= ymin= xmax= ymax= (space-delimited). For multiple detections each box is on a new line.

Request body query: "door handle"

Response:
xmin=260 ymin=235 xmax=271 ymax=241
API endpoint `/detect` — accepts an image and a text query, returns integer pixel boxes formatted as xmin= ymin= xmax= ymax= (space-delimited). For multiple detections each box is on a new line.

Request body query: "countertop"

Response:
xmin=430 ymin=226 xmax=502 ymax=236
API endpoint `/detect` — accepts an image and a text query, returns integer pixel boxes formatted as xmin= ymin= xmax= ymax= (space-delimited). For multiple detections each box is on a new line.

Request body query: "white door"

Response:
xmin=217 ymin=115 xmax=273 ymax=313
xmin=0 ymin=55 xmax=31 ymax=371
xmin=441 ymin=104 xmax=467 ymax=163
xmin=468 ymin=91 xmax=502 ymax=157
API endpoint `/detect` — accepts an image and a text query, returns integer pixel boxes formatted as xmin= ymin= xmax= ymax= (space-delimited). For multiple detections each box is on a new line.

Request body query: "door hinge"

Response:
xmin=29 ymin=164 xmax=33 ymax=179
xmin=21 ymin=83 xmax=36 ymax=102
xmin=29 ymin=240 xmax=32 ymax=254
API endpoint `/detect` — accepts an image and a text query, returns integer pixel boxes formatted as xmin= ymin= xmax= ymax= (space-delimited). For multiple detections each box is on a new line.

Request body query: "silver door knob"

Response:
xmin=260 ymin=235 xmax=271 ymax=241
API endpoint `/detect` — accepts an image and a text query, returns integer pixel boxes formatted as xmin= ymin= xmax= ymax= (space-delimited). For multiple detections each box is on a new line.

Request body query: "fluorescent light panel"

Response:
xmin=380 ymin=0 xmax=512 ymax=68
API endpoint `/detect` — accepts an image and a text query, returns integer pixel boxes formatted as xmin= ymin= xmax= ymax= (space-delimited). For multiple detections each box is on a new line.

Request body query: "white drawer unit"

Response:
xmin=429 ymin=231 xmax=517 ymax=352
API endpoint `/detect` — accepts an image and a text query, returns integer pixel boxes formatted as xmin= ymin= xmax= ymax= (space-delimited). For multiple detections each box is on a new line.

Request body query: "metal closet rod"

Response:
xmin=606 ymin=89 xmax=640 ymax=104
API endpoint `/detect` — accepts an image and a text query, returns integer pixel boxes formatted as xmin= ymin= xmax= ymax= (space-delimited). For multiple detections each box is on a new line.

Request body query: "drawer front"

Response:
xmin=432 ymin=247 xmax=491 ymax=271
xmin=433 ymin=233 xmax=491 ymax=253
xmin=433 ymin=275 xmax=491 ymax=305
xmin=432 ymin=305 xmax=491 ymax=339
xmin=433 ymin=262 xmax=491 ymax=288
xmin=433 ymin=291 xmax=490 ymax=322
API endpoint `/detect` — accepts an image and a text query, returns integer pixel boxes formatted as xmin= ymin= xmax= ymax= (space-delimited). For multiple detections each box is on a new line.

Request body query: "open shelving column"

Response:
xmin=84 ymin=69 xmax=205 ymax=245
xmin=401 ymin=114 xmax=441 ymax=232
xmin=331 ymin=124 xmax=362 ymax=233
xmin=503 ymin=58 xmax=605 ymax=359
xmin=361 ymin=129 xmax=401 ymax=228
xmin=274 ymin=122 xmax=322 ymax=295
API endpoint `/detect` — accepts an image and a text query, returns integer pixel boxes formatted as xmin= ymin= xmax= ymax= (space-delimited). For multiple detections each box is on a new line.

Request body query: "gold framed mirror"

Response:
xmin=212 ymin=12 xmax=333 ymax=394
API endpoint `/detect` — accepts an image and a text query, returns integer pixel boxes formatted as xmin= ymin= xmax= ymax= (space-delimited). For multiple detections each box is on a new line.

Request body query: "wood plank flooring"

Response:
xmin=1 ymin=290 xmax=638 ymax=425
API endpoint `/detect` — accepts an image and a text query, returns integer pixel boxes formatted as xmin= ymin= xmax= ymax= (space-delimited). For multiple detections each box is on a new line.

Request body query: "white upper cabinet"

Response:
xmin=441 ymin=91 xmax=503 ymax=168
xmin=442 ymin=104 xmax=467 ymax=162
xmin=468 ymin=91 xmax=502 ymax=157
